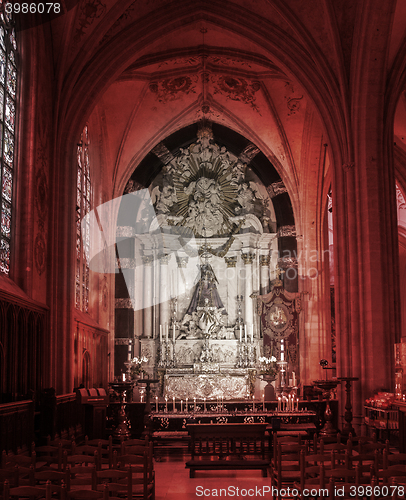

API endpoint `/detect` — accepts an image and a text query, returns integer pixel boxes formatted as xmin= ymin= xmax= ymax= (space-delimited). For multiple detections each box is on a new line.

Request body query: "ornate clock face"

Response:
xmin=269 ymin=304 xmax=288 ymax=331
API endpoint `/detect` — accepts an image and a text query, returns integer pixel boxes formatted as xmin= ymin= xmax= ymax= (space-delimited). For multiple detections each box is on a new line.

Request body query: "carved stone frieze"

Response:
xmin=397 ymin=186 xmax=406 ymax=210
xmin=115 ymin=298 xmax=133 ymax=309
xmin=239 ymin=143 xmax=260 ymax=163
xmin=149 ymin=76 xmax=198 ymax=104
xmin=278 ymin=225 xmax=296 ymax=238
xmin=116 ymin=226 xmax=136 ymax=237
xmin=267 ymin=181 xmax=287 ymax=198
xmin=151 ymin=143 xmax=174 ymax=165
xmin=164 ymin=373 xmax=249 ymax=400
xmin=212 ymin=75 xmax=261 ymax=113
xmin=114 ymin=338 xmax=132 ymax=345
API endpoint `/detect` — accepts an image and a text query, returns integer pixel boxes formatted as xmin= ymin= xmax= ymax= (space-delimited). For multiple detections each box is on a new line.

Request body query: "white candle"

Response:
xmin=181 ymin=400 xmax=183 ymax=412
xmin=165 ymin=397 xmax=168 ymax=412
xmin=281 ymin=339 xmax=284 ymax=361
xmin=155 ymin=396 xmax=158 ymax=412
xmin=173 ymin=324 xmax=175 ymax=343
xmin=252 ymin=395 xmax=255 ymax=411
xmin=204 ymin=397 xmax=206 ymax=412
xmin=292 ymin=371 xmax=296 ymax=386
xmin=262 ymin=393 xmax=265 ymax=412
xmin=160 ymin=325 xmax=162 ymax=342
xmin=288 ymin=395 xmax=291 ymax=411
xmin=122 ymin=373 xmax=125 ymax=382
xmin=239 ymin=325 xmax=242 ymax=342
xmin=194 ymin=397 xmax=196 ymax=412
xmin=186 ymin=397 xmax=188 ymax=412
xmin=244 ymin=325 xmax=247 ymax=342
xmin=278 ymin=397 xmax=281 ymax=412
xmin=173 ymin=396 xmax=175 ymax=412
xmin=297 ymin=398 xmax=299 ymax=411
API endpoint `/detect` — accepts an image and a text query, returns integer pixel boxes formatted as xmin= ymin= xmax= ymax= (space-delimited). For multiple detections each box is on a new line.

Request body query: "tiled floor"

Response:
xmin=155 ymin=457 xmax=274 ymax=499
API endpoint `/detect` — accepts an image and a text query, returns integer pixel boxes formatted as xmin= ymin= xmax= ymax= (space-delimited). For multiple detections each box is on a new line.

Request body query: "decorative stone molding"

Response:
xmin=116 ymin=226 xmax=136 ymax=237
xmin=115 ymin=298 xmax=133 ymax=309
xmin=278 ymin=225 xmax=296 ymax=238
xmin=267 ymin=181 xmax=287 ymax=198
xmin=278 ymin=257 xmax=298 ymax=269
xmin=225 ymin=256 xmax=237 ymax=268
xmin=241 ymin=252 xmax=255 ymax=265
xmin=151 ymin=143 xmax=174 ymax=165
xmin=149 ymin=75 xmax=198 ymax=104
xmin=176 ymin=256 xmax=189 ymax=268
xmin=239 ymin=143 xmax=260 ymax=163
xmin=259 ymin=255 xmax=270 ymax=267
xmin=114 ymin=338 xmax=132 ymax=345
xmin=142 ymin=255 xmax=154 ymax=266
xmin=124 ymin=180 xmax=143 ymax=194
xmin=119 ymin=258 xmax=136 ymax=269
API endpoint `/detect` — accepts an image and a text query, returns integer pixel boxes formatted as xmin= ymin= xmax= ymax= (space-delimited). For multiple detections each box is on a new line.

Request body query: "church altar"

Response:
xmin=164 ymin=368 xmax=251 ymax=400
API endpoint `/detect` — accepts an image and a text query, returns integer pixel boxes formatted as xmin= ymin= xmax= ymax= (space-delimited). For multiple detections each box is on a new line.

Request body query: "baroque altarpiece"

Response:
xmin=115 ymin=126 xmax=299 ymax=399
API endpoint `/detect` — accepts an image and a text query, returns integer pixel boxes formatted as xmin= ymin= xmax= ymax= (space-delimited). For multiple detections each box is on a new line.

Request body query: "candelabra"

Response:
xmin=170 ymin=297 xmax=178 ymax=329
xmin=235 ymin=295 xmax=244 ymax=328
xmin=237 ymin=339 xmax=249 ymax=368
xmin=158 ymin=340 xmax=167 ymax=368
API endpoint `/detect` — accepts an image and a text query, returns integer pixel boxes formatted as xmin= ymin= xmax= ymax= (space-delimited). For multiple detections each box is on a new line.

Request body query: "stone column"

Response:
xmin=142 ymin=255 xmax=154 ymax=339
xmin=159 ymin=254 xmax=171 ymax=331
xmin=242 ymin=252 xmax=255 ymax=337
xmin=259 ymin=255 xmax=270 ymax=295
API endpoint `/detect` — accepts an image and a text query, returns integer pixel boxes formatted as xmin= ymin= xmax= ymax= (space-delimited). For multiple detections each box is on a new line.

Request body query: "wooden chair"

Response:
xmin=271 ymin=438 xmax=306 ymax=500
xmin=116 ymin=451 xmax=155 ymax=500
xmin=29 ymin=468 xmax=71 ymax=494
xmin=3 ymin=479 xmax=52 ymax=500
xmin=61 ymin=483 xmax=108 ymax=500
xmin=34 ymin=443 xmax=63 ymax=471
xmin=92 ymin=468 xmax=132 ymax=499
xmin=63 ymin=451 xmax=99 ymax=471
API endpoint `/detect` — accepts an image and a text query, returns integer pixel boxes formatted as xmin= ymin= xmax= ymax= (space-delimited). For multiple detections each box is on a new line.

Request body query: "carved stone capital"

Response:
xmin=176 ymin=256 xmax=189 ymax=268
xmin=259 ymin=255 xmax=270 ymax=267
xmin=267 ymin=181 xmax=287 ymax=198
xmin=142 ymin=255 xmax=154 ymax=266
xmin=159 ymin=254 xmax=171 ymax=265
xmin=241 ymin=252 xmax=255 ymax=265
xmin=225 ymin=256 xmax=237 ymax=268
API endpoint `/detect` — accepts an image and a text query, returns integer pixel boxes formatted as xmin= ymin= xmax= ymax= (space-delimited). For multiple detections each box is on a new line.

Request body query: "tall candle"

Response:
xmin=186 ymin=397 xmax=188 ymax=412
xmin=173 ymin=396 xmax=175 ymax=412
xmin=292 ymin=371 xmax=296 ymax=386
xmin=155 ymin=396 xmax=158 ymax=412
xmin=278 ymin=397 xmax=281 ymax=412
xmin=252 ymin=395 xmax=255 ymax=411
xmin=204 ymin=397 xmax=206 ymax=412
xmin=160 ymin=325 xmax=162 ymax=342
xmin=239 ymin=325 xmax=242 ymax=342
xmin=165 ymin=323 xmax=168 ymax=341
xmin=281 ymin=339 xmax=284 ymax=361
xmin=165 ymin=397 xmax=168 ymax=412
xmin=173 ymin=324 xmax=175 ymax=343
xmin=180 ymin=400 xmax=183 ymax=412
xmin=262 ymin=393 xmax=265 ymax=412
xmin=194 ymin=397 xmax=196 ymax=412
xmin=122 ymin=373 xmax=125 ymax=382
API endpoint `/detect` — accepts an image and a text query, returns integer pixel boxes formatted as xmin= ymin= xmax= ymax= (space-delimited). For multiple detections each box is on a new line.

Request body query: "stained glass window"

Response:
xmin=75 ymin=125 xmax=91 ymax=312
xmin=0 ymin=3 xmax=17 ymax=274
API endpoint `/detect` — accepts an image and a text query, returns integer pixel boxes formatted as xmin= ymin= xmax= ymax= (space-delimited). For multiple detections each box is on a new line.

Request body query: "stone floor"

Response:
xmin=154 ymin=456 xmax=274 ymax=500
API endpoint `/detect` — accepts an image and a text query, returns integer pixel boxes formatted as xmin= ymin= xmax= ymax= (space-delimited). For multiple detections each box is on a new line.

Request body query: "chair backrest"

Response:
xmin=92 ymin=467 xmax=131 ymax=499
xmin=3 ymin=480 xmax=52 ymax=500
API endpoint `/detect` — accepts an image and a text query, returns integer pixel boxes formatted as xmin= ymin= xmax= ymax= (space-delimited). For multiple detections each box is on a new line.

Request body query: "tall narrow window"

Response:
xmin=76 ymin=125 xmax=91 ymax=312
xmin=0 ymin=5 xmax=17 ymax=274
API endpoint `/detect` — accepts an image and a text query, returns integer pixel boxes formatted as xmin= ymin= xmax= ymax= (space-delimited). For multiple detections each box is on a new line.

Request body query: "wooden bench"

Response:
xmin=185 ymin=423 xmax=270 ymax=478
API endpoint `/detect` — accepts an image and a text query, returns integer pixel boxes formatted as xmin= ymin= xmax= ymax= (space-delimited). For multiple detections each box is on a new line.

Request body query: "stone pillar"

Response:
xmin=159 ymin=254 xmax=171 ymax=331
xmin=242 ymin=252 xmax=255 ymax=335
xmin=142 ymin=255 xmax=154 ymax=339
xmin=259 ymin=255 xmax=270 ymax=295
